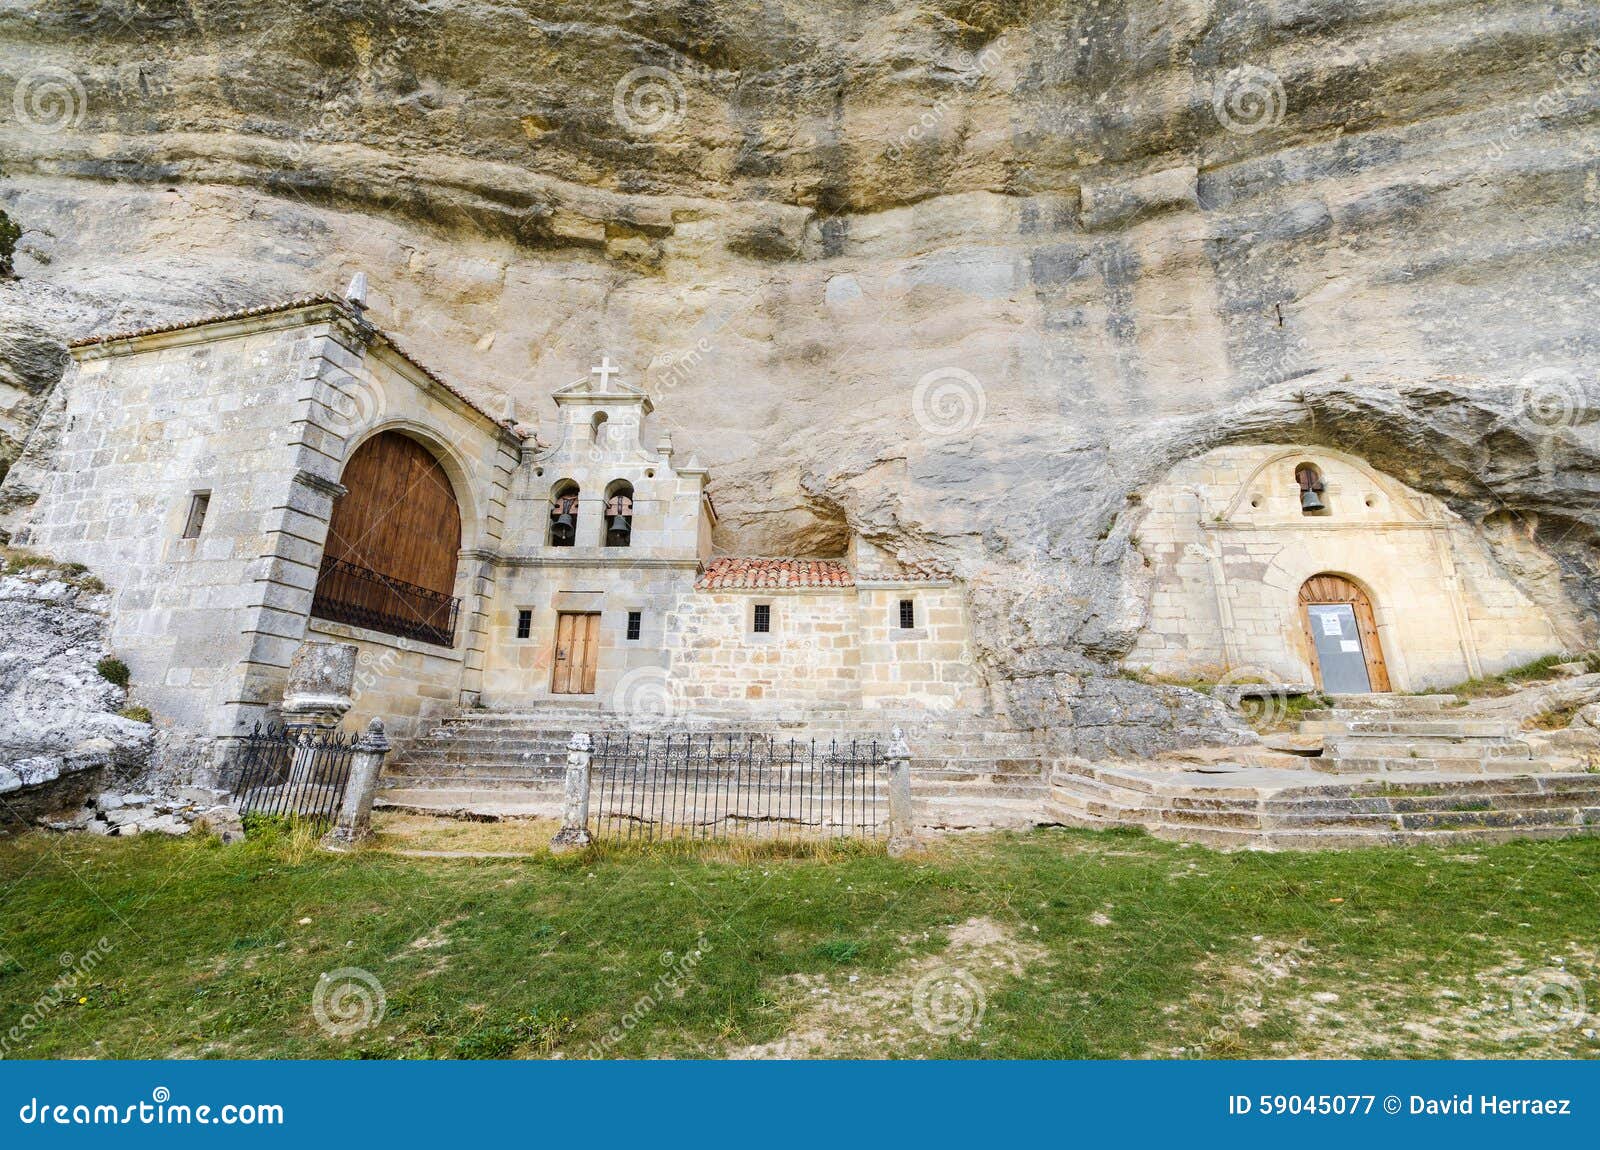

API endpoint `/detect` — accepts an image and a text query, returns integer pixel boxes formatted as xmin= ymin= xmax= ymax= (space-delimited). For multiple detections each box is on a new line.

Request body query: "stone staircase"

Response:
xmin=377 ymin=706 xmax=1050 ymax=830
xmin=1047 ymin=760 xmax=1600 ymax=849
xmin=1047 ymin=692 xmax=1600 ymax=849
xmin=1297 ymin=693 xmax=1579 ymax=775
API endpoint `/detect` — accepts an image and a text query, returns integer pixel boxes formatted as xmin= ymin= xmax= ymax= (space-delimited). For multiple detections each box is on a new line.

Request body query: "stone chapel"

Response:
xmin=0 ymin=281 xmax=1576 ymax=780
xmin=2 ymin=286 xmax=978 ymax=762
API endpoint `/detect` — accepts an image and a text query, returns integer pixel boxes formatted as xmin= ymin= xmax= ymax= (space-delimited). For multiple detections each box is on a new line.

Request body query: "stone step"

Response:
xmin=437 ymin=714 xmax=1020 ymax=735
xmin=1044 ymin=798 xmax=1600 ymax=850
xmin=1313 ymin=756 xmax=1570 ymax=776
xmin=1302 ymin=719 xmax=1518 ymax=738
xmin=376 ymin=789 xmax=564 ymax=817
xmin=1163 ymin=799 xmax=1598 ymax=832
xmin=1322 ymin=693 xmax=1460 ymax=710
xmin=1139 ymin=821 xmax=1599 ymax=851
xmin=916 ymin=796 xmax=1046 ymax=831
xmin=1045 ymin=758 xmax=1600 ymax=848
xmin=1322 ymin=738 xmax=1533 ymax=760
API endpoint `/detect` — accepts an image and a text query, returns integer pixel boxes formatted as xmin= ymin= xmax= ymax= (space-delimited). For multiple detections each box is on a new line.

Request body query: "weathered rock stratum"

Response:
xmin=2 ymin=1 xmax=1597 ymax=749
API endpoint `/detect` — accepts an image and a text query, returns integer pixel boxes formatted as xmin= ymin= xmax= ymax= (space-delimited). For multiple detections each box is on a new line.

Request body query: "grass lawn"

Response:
xmin=1 ymin=817 xmax=1597 ymax=1059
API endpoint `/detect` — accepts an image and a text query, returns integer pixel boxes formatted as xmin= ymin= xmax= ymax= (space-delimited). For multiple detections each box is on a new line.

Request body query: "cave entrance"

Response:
xmin=1299 ymin=574 xmax=1390 ymax=694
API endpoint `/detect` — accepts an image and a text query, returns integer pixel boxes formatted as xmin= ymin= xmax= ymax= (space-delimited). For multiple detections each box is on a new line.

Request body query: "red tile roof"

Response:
xmin=697 ymin=558 xmax=855 ymax=590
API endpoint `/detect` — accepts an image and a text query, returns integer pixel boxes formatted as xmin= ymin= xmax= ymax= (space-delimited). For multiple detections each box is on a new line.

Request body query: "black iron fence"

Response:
xmin=310 ymin=557 xmax=459 ymax=648
xmin=229 ymin=723 xmax=360 ymax=826
xmin=589 ymin=732 xmax=887 ymax=842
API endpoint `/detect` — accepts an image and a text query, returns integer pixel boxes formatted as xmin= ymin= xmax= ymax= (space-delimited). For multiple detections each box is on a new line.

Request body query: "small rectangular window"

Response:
xmin=899 ymin=599 xmax=916 ymax=629
xmin=516 ymin=609 xmax=532 ymax=639
xmin=752 ymin=603 xmax=771 ymax=634
xmin=181 ymin=492 xmax=210 ymax=539
xmin=626 ymin=611 xmax=642 ymax=641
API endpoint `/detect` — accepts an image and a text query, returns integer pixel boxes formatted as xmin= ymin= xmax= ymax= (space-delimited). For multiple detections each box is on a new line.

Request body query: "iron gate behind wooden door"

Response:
xmin=589 ymin=733 xmax=887 ymax=842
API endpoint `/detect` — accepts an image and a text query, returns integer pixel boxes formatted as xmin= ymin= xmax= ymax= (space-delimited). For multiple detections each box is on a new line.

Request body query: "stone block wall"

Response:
xmin=7 ymin=319 xmax=319 ymax=735
xmin=305 ymin=619 xmax=465 ymax=742
xmin=857 ymin=585 xmax=980 ymax=710
xmin=476 ymin=561 xmax=689 ymax=708
xmin=1126 ymin=445 xmax=1566 ymax=690
xmin=3 ymin=303 xmax=516 ymax=747
xmin=664 ymin=590 xmax=863 ymax=712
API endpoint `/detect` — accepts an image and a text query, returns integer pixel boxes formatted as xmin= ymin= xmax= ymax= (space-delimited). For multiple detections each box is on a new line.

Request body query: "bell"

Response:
xmin=608 ymin=514 xmax=631 ymax=537
xmin=552 ymin=509 xmax=576 ymax=531
xmin=1300 ymin=488 xmax=1325 ymax=513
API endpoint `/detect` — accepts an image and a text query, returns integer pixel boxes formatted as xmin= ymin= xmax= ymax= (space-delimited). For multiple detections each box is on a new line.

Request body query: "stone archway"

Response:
xmin=1299 ymin=573 xmax=1391 ymax=693
xmin=312 ymin=430 xmax=463 ymax=646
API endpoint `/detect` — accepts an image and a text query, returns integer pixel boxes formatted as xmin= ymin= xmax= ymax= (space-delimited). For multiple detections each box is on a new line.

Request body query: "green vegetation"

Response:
xmin=94 ymin=657 xmax=130 ymax=688
xmin=118 ymin=705 xmax=153 ymax=724
xmin=2 ymin=547 xmax=106 ymax=591
xmin=1 ymin=822 xmax=1597 ymax=1060
xmin=1120 ymin=669 xmax=1328 ymax=732
xmin=1438 ymin=652 xmax=1600 ymax=701
xmin=1526 ymin=701 xmax=1585 ymax=731
xmin=0 ymin=208 xmax=19 ymax=277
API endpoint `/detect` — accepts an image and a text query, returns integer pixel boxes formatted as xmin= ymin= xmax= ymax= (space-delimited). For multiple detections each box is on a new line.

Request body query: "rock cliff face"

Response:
xmin=1 ymin=1 xmax=1597 ymax=747
xmin=0 ymin=564 xmax=154 ymax=818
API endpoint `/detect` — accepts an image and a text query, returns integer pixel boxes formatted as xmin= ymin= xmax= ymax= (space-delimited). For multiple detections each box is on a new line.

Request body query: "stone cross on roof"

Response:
xmin=590 ymin=355 xmax=620 ymax=387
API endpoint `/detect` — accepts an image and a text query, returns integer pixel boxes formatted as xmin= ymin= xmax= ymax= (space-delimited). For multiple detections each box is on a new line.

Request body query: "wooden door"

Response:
xmin=551 ymin=612 xmax=600 ymax=694
xmin=324 ymin=431 xmax=460 ymax=593
xmin=1298 ymin=574 xmax=1391 ymax=692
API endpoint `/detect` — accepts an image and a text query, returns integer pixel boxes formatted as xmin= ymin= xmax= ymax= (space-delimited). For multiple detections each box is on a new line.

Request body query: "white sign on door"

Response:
xmin=1320 ymin=614 xmax=1343 ymax=636
xmin=1340 ymin=640 xmax=1361 ymax=653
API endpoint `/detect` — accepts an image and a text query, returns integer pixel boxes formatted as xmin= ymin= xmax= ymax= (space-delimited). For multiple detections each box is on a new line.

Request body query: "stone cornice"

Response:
xmin=291 ymin=470 xmax=348 ymax=500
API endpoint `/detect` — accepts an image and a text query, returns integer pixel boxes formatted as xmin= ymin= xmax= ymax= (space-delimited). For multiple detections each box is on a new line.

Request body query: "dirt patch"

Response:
xmin=372 ymin=812 xmax=560 ymax=854
xmin=1155 ymin=937 xmax=1600 ymax=1058
xmin=730 ymin=917 xmax=1045 ymax=1059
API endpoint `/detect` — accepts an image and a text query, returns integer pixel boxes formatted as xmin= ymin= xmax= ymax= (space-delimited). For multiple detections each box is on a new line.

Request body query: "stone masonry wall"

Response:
xmin=1127 ymin=445 xmax=1565 ymax=690
xmin=5 ymin=320 xmax=320 ymax=736
xmin=305 ymin=619 xmax=464 ymax=743
xmin=666 ymin=590 xmax=862 ymax=713
xmin=1 ymin=305 xmax=518 ymax=753
xmin=857 ymin=585 xmax=980 ymax=711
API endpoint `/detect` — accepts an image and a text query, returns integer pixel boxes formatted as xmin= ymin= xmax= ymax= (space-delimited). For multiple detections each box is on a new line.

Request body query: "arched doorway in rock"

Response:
xmin=1298 ymin=573 xmax=1390 ymax=693
xmin=311 ymin=430 xmax=463 ymax=647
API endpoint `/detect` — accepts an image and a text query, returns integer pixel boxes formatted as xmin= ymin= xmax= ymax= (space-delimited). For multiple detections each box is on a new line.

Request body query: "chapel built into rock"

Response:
xmin=2 ymin=288 xmax=978 ymax=758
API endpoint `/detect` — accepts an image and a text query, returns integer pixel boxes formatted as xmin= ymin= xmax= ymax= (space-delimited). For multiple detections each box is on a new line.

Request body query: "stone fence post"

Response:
xmin=885 ymin=726 xmax=917 ymax=857
xmin=321 ymin=718 xmax=392 ymax=851
xmin=550 ymin=731 xmax=593 ymax=853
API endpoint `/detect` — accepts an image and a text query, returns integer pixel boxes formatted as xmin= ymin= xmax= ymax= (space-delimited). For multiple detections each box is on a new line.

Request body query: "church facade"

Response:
xmin=1126 ymin=446 xmax=1572 ymax=692
xmin=3 ymin=291 xmax=978 ymax=760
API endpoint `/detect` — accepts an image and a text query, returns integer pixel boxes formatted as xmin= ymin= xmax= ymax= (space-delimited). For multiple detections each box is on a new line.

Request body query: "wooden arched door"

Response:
xmin=1299 ymin=574 xmax=1390 ymax=693
xmin=311 ymin=431 xmax=463 ymax=646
